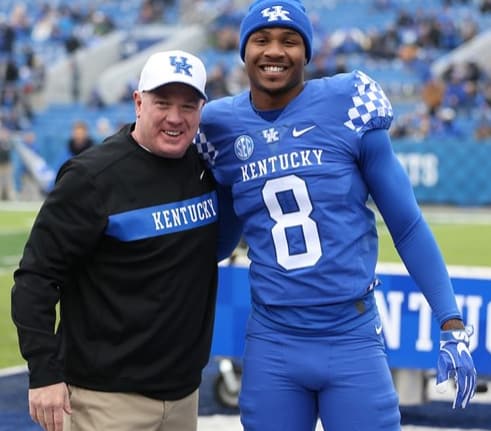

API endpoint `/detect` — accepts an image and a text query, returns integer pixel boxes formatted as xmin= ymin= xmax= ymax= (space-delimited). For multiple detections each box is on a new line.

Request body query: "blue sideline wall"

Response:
xmin=30 ymin=131 xmax=491 ymax=206
xmin=211 ymin=264 xmax=491 ymax=376
xmin=393 ymin=140 xmax=491 ymax=206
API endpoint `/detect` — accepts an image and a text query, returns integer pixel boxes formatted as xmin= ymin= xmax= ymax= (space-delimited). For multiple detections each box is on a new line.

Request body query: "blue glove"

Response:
xmin=436 ymin=325 xmax=477 ymax=409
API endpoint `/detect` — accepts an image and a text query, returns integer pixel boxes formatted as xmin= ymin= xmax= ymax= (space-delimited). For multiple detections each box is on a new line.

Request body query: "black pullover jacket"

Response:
xmin=12 ymin=124 xmax=219 ymax=400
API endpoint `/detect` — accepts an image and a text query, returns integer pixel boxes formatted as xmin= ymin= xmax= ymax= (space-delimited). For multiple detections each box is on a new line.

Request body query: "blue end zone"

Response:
xmin=0 ymin=370 xmax=41 ymax=431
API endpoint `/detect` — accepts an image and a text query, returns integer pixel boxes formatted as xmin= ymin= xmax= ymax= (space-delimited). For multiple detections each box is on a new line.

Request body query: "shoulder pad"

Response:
xmin=343 ymin=70 xmax=393 ymax=133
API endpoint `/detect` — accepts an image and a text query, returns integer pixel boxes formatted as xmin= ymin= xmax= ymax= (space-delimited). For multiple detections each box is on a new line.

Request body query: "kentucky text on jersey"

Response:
xmin=241 ymin=149 xmax=323 ymax=182
xmin=106 ymin=191 xmax=218 ymax=241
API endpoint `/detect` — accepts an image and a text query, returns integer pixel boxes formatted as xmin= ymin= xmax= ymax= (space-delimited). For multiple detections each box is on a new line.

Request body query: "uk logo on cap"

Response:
xmin=169 ymin=55 xmax=193 ymax=77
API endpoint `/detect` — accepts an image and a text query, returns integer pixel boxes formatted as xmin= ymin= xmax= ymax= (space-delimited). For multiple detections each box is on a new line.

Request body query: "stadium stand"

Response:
xmin=1 ymin=0 xmax=491 ymax=198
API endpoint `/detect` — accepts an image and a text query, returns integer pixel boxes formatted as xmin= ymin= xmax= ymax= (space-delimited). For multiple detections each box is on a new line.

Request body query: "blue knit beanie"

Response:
xmin=239 ymin=0 xmax=313 ymax=63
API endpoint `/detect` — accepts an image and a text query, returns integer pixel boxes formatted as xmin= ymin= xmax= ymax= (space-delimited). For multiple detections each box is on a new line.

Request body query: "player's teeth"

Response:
xmin=264 ymin=66 xmax=284 ymax=72
xmin=166 ymin=131 xmax=179 ymax=136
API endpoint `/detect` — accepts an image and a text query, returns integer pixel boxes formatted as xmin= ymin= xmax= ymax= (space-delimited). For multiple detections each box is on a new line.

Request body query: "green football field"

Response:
xmin=0 ymin=206 xmax=40 ymax=369
xmin=0 ymin=204 xmax=490 ymax=369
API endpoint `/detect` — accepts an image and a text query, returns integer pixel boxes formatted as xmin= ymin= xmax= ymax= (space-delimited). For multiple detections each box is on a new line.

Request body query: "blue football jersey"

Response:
xmin=197 ymin=71 xmax=393 ymax=309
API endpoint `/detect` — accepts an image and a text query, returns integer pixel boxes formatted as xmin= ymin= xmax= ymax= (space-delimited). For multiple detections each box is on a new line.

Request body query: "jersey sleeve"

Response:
xmin=194 ymin=97 xmax=235 ymax=169
xmin=194 ymin=126 xmax=218 ymax=168
xmin=11 ymin=161 xmax=108 ymax=388
xmin=342 ymin=70 xmax=394 ymax=135
xmin=360 ymin=129 xmax=462 ymax=326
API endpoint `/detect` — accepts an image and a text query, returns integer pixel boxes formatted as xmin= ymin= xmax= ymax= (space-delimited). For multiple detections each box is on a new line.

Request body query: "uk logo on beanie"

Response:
xmin=262 ymin=5 xmax=293 ymax=21
xmin=239 ymin=0 xmax=314 ymax=63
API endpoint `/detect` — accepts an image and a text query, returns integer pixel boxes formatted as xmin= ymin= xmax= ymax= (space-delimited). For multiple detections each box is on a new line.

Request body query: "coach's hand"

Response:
xmin=436 ymin=325 xmax=477 ymax=409
xmin=29 ymin=382 xmax=72 ymax=431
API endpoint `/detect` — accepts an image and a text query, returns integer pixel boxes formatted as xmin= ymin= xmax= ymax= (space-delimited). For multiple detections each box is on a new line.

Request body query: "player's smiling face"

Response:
xmin=132 ymin=83 xmax=204 ymax=158
xmin=245 ymin=27 xmax=306 ymax=109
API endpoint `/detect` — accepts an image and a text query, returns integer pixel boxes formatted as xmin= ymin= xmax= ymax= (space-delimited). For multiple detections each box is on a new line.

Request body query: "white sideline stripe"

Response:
xmin=0 ymin=256 xmax=20 ymax=265
xmin=227 ymin=256 xmax=491 ymax=279
xmin=197 ymin=416 xmax=487 ymax=431
xmin=0 ymin=364 xmax=27 ymax=377
xmin=0 ymin=227 xmax=34 ymax=234
xmin=0 ymin=201 xmax=42 ymax=212
xmin=376 ymin=262 xmax=491 ymax=279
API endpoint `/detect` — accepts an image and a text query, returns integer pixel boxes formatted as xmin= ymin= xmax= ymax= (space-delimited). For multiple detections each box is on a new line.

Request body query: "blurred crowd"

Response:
xmin=0 ymin=0 xmax=175 ymax=200
xmin=1 ymin=0 xmax=491 ymax=201
xmin=0 ymin=0 xmax=178 ymax=129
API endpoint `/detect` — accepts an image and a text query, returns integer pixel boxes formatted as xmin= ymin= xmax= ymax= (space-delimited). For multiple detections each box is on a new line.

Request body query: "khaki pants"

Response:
xmin=64 ymin=386 xmax=199 ymax=431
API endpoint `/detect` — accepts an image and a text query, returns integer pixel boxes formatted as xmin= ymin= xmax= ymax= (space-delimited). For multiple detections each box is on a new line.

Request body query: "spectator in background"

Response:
xmin=480 ymin=0 xmax=491 ymax=12
xmin=1 ymin=83 xmax=34 ymax=128
xmin=23 ymin=120 xmax=96 ymax=195
xmin=9 ymin=4 xmax=31 ymax=40
xmin=86 ymin=88 xmax=106 ymax=108
xmin=94 ymin=116 xmax=115 ymax=141
xmin=224 ymin=61 xmax=249 ymax=95
xmin=0 ymin=126 xmax=14 ymax=200
xmin=421 ymin=77 xmax=446 ymax=116
xmin=1 ymin=50 xmax=37 ymax=128
xmin=429 ymin=106 xmax=464 ymax=139
xmin=69 ymin=59 xmax=81 ymax=102
xmin=205 ymin=63 xmax=232 ymax=99
xmin=474 ymin=81 xmax=491 ymax=141
xmin=22 ymin=47 xmax=46 ymax=94
xmin=0 ymin=14 xmax=15 ymax=53
xmin=51 ymin=120 xmax=94 ymax=173
xmin=389 ymin=104 xmax=431 ymax=141
xmin=89 ymin=10 xmax=115 ymax=36
xmin=10 ymin=129 xmax=42 ymax=200
xmin=474 ymin=118 xmax=491 ymax=141
xmin=307 ymin=36 xmax=347 ymax=80
xmin=138 ymin=0 xmax=164 ymax=23
xmin=441 ymin=63 xmax=480 ymax=118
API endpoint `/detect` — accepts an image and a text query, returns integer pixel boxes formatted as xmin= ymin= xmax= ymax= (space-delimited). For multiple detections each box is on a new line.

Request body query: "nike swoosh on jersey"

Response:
xmin=375 ymin=324 xmax=383 ymax=335
xmin=292 ymin=125 xmax=316 ymax=137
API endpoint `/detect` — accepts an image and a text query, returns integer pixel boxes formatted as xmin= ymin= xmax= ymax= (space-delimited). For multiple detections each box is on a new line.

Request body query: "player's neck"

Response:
xmin=250 ymin=82 xmax=305 ymax=111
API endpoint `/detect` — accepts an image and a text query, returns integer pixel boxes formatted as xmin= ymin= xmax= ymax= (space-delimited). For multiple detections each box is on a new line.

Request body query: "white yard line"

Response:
xmin=0 ymin=365 xmax=27 ymax=378
xmin=0 ymin=201 xmax=42 ymax=212
xmin=197 ymin=416 xmax=489 ymax=431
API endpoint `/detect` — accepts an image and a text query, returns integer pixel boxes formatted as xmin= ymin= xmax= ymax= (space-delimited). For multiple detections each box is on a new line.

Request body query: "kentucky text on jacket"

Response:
xmin=105 ymin=191 xmax=218 ymax=241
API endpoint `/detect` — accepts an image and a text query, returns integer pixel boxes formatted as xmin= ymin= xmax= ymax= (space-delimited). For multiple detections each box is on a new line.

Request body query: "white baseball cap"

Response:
xmin=138 ymin=50 xmax=207 ymax=100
